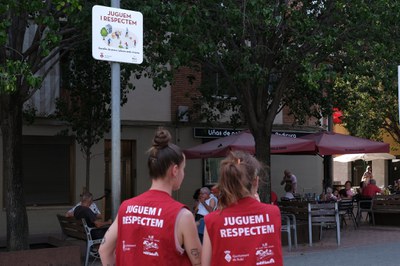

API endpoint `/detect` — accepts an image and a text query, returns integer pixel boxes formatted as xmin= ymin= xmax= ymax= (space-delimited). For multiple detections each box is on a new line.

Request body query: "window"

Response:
xmin=204 ymin=158 xmax=223 ymax=185
xmin=22 ymin=136 xmax=75 ymax=206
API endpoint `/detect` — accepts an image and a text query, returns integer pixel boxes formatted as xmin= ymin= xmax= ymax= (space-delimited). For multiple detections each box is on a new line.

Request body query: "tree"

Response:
xmin=330 ymin=2 xmax=400 ymax=144
xmin=0 ymin=0 xmax=193 ymax=250
xmin=163 ymin=1 xmax=356 ymax=202
xmin=0 ymin=0 xmax=83 ymax=250
xmin=55 ymin=43 xmax=132 ymax=192
xmin=54 ymin=1 xmax=139 ymax=192
xmin=54 ymin=1 xmax=196 ymax=193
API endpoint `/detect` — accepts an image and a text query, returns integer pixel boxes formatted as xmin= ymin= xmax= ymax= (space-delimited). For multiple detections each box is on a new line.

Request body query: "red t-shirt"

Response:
xmin=115 ymin=190 xmax=191 ymax=265
xmin=362 ymin=184 xmax=381 ymax=198
xmin=205 ymin=197 xmax=283 ymax=266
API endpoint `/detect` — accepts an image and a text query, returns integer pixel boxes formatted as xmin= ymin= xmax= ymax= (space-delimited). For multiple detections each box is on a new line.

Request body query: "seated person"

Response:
xmin=395 ymin=179 xmax=400 ymax=193
xmin=339 ymin=181 xmax=354 ymax=200
xmin=356 ymin=181 xmax=366 ymax=195
xmin=282 ymin=183 xmax=295 ymax=200
xmin=361 ymin=179 xmax=381 ymax=199
xmin=322 ymin=187 xmax=337 ymax=202
xmin=333 ymin=188 xmax=340 ymax=199
xmin=338 ymin=188 xmax=347 ymax=199
xmin=74 ymin=191 xmax=111 ymax=239
xmin=66 ymin=192 xmax=102 ymax=219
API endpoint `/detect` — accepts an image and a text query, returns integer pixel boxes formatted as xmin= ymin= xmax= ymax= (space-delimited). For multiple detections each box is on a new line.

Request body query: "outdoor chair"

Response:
xmin=338 ymin=199 xmax=357 ymax=229
xmin=308 ymin=202 xmax=340 ymax=247
xmin=356 ymin=198 xmax=373 ymax=225
xmin=81 ymin=219 xmax=104 ymax=266
xmin=281 ymin=212 xmax=298 ymax=251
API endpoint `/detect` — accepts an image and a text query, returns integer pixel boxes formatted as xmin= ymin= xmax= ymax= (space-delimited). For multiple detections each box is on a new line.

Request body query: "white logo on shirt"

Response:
xmin=142 ymin=235 xmax=159 ymax=257
xmin=224 ymin=250 xmax=232 ymax=262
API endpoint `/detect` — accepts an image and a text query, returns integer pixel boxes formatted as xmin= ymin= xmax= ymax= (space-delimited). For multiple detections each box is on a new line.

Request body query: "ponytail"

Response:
xmin=217 ymin=151 xmax=260 ymax=209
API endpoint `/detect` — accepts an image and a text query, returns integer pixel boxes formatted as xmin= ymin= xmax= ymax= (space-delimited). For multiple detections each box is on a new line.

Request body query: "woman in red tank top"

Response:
xmin=99 ymin=127 xmax=202 ymax=265
xmin=202 ymin=151 xmax=283 ymax=266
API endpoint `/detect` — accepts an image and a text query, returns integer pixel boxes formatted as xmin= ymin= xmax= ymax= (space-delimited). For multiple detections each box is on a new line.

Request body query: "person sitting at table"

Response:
xmin=281 ymin=183 xmax=295 ymax=200
xmin=339 ymin=181 xmax=354 ymax=200
xmin=333 ymin=188 xmax=340 ymax=199
xmin=355 ymin=181 xmax=366 ymax=196
xmin=74 ymin=191 xmax=112 ymax=239
xmin=394 ymin=179 xmax=400 ymax=193
xmin=361 ymin=179 xmax=382 ymax=199
xmin=322 ymin=187 xmax=338 ymax=202
xmin=66 ymin=191 xmax=102 ymax=219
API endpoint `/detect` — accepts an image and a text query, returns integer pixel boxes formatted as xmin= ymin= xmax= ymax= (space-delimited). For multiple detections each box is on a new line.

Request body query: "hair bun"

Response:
xmin=153 ymin=127 xmax=171 ymax=149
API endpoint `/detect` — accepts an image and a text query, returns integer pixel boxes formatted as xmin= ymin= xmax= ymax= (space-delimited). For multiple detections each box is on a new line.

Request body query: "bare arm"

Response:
xmin=201 ymin=227 xmax=212 ymax=266
xmin=200 ymin=198 xmax=216 ymax=213
xmin=177 ymin=209 xmax=202 ymax=265
xmin=99 ymin=215 xmax=118 ymax=266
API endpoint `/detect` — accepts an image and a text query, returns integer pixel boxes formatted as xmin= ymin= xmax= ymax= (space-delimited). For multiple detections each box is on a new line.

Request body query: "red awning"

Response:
xmin=184 ymin=130 xmax=316 ymax=159
xmin=300 ymin=131 xmax=389 ymax=155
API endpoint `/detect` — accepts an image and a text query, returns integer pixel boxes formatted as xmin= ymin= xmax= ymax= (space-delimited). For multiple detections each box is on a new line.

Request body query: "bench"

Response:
xmin=57 ymin=214 xmax=86 ymax=241
xmin=371 ymin=194 xmax=400 ymax=226
xmin=56 ymin=214 xmax=102 ymax=266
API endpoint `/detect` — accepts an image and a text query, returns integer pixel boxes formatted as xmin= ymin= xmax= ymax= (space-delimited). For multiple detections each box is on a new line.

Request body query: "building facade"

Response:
xmin=0 ymin=65 xmax=326 ymax=245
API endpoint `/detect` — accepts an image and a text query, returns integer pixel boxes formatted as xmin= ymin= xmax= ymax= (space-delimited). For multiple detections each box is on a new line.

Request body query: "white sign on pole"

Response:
xmin=92 ymin=5 xmax=143 ymax=64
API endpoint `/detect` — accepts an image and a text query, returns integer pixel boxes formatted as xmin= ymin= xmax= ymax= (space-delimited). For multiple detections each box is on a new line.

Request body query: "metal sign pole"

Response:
xmin=111 ymin=0 xmax=121 ymax=219
xmin=92 ymin=2 xmax=142 ymax=219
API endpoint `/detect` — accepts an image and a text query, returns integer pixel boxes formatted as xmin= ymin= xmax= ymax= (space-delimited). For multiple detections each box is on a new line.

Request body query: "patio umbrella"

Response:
xmin=333 ymin=153 xmax=395 ymax=163
xmin=300 ymin=131 xmax=390 ymax=155
xmin=183 ymin=130 xmax=316 ymax=159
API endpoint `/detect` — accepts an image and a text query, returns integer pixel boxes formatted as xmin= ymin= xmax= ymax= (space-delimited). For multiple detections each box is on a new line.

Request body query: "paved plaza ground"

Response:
xmin=88 ymin=224 xmax=400 ymax=266
xmin=283 ymin=223 xmax=400 ymax=266
xmin=87 ymin=222 xmax=400 ymax=265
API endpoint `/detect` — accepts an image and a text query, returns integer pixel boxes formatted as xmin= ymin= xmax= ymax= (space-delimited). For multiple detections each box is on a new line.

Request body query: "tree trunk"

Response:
xmin=1 ymin=94 xmax=29 ymax=251
xmin=85 ymin=149 xmax=91 ymax=192
xmin=251 ymin=127 xmax=272 ymax=204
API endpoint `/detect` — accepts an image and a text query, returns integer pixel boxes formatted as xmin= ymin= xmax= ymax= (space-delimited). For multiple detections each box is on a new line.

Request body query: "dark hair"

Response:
xmin=193 ymin=188 xmax=201 ymax=200
xmin=339 ymin=189 xmax=347 ymax=198
xmin=345 ymin=181 xmax=352 ymax=187
xmin=147 ymin=127 xmax=184 ymax=179
xmin=217 ymin=151 xmax=260 ymax=209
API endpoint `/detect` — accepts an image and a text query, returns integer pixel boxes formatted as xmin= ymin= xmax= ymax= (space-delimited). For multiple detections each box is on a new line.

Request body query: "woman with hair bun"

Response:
xmin=100 ymin=127 xmax=202 ymax=265
xmin=202 ymin=151 xmax=283 ymax=266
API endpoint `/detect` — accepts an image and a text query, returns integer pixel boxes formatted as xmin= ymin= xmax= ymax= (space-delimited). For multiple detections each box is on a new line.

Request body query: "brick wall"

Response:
xmin=282 ymin=106 xmax=320 ymax=126
xmin=171 ymin=67 xmax=202 ymax=122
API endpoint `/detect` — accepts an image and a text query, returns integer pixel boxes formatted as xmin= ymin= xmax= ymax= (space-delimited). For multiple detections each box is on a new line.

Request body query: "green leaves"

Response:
xmin=329 ymin=1 xmax=400 ymax=140
xmin=0 ymin=60 xmax=41 ymax=93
